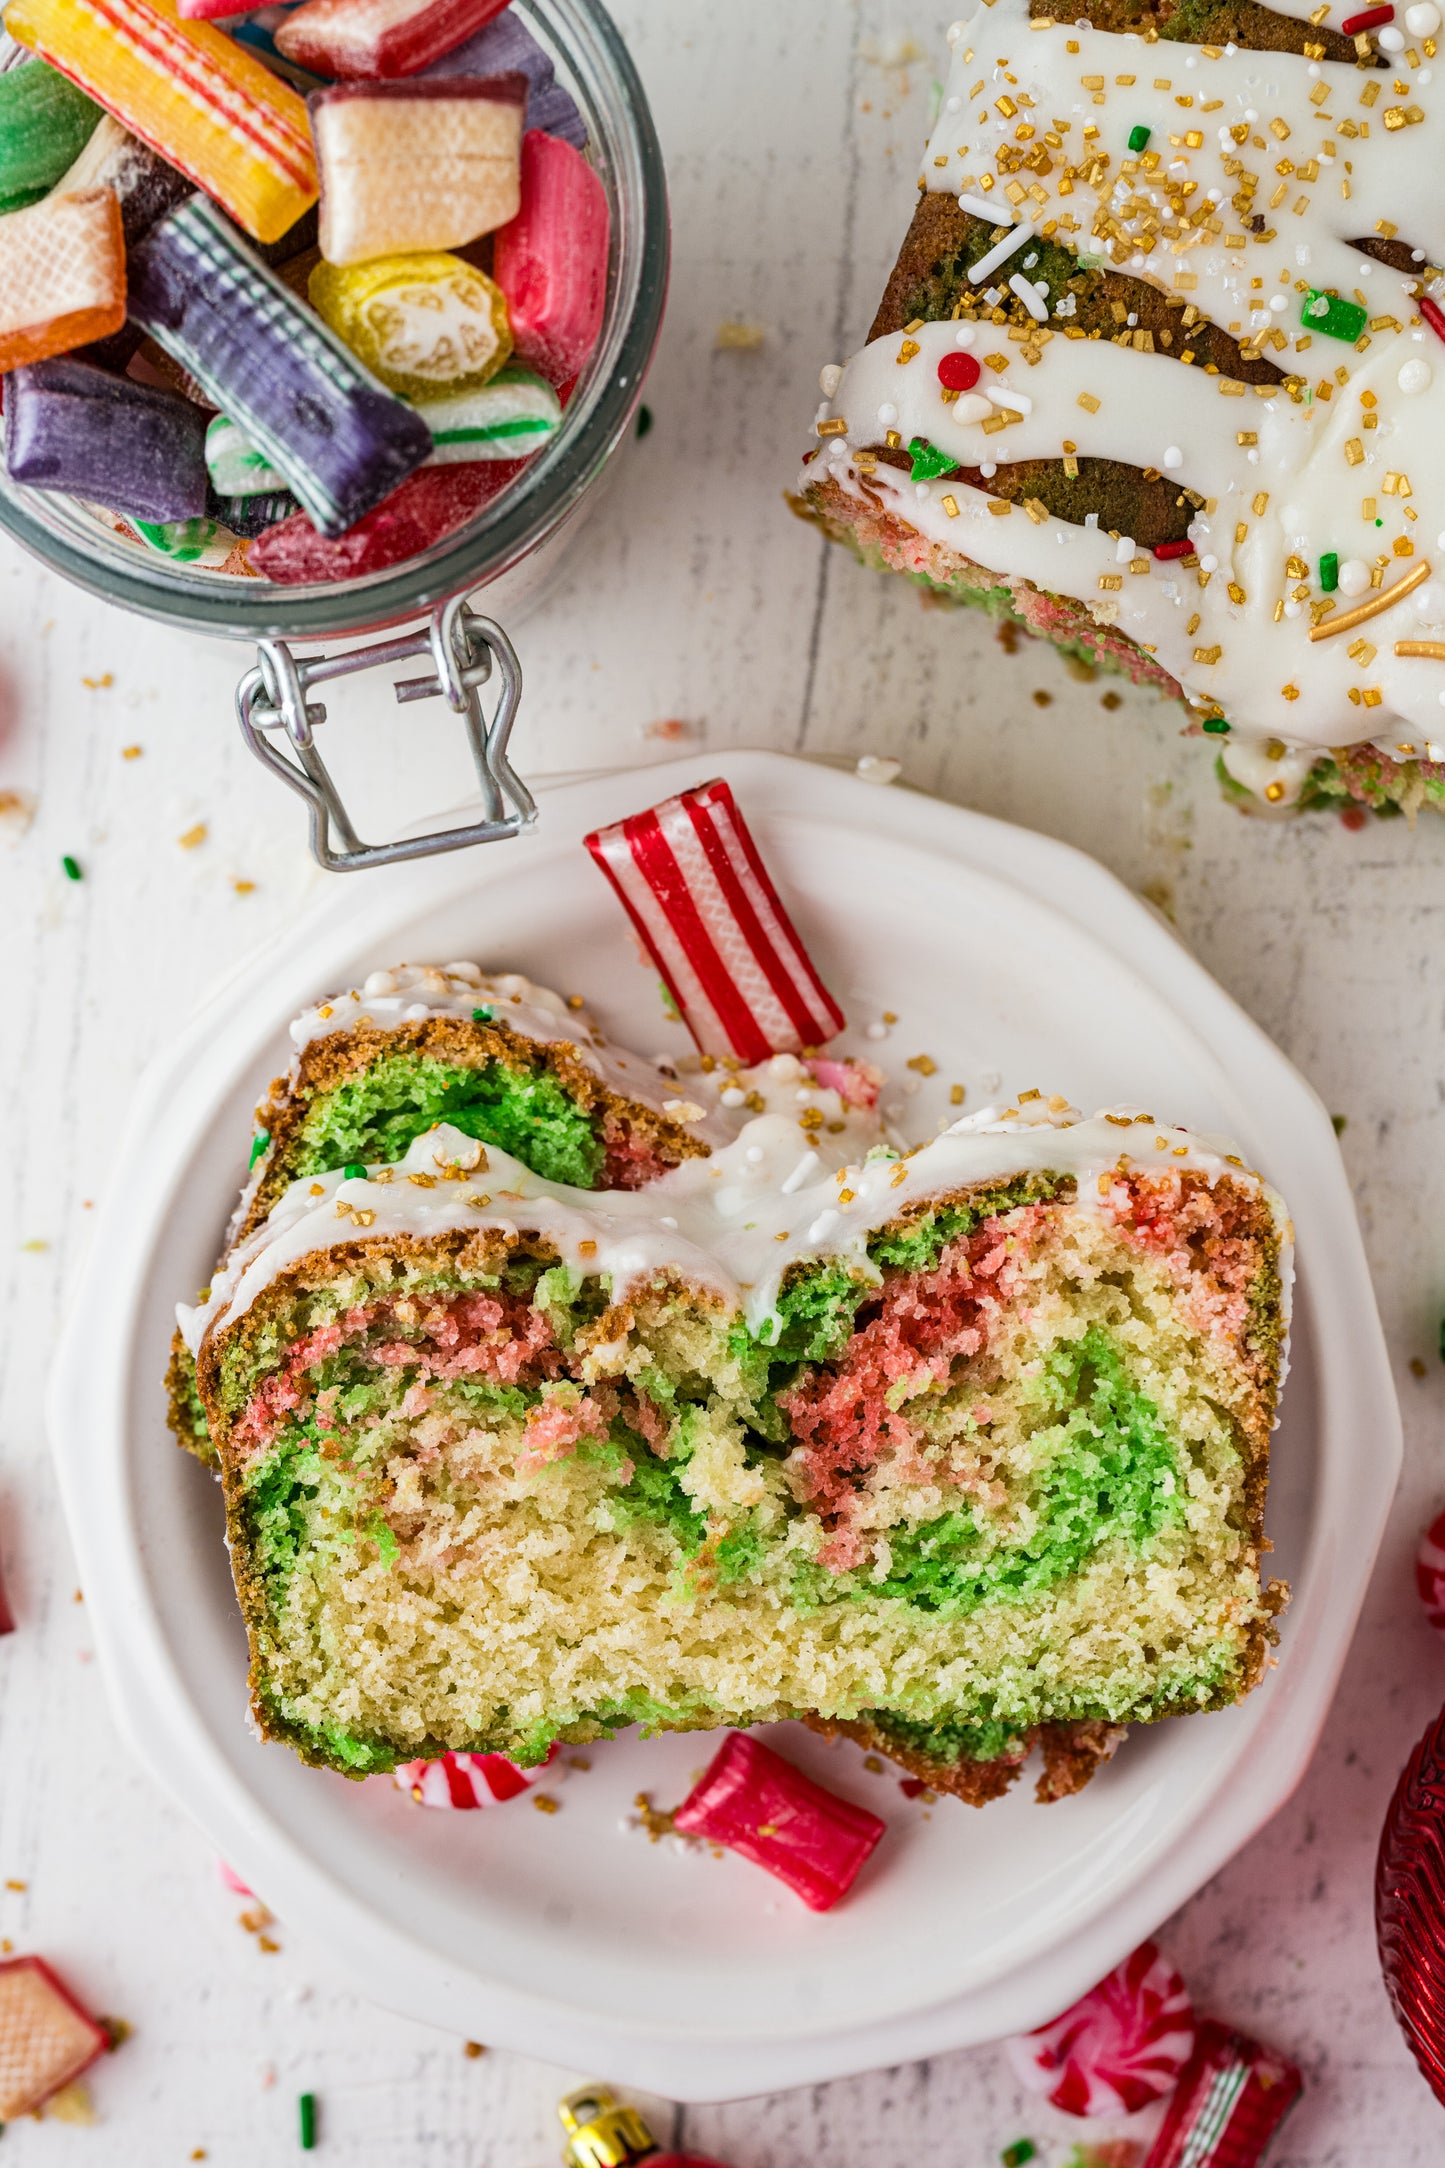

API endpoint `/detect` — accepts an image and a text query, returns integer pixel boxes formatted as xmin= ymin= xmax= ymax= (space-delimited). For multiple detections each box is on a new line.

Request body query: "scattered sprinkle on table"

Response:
xmin=463 ymin=2041 xmax=486 ymax=2059
xmin=81 ymin=672 xmax=112 ymax=689
xmin=1001 ymin=2143 xmax=1038 ymax=2168
xmin=178 ymin=823 xmax=208 ymax=850
xmin=61 ymin=854 xmax=81 ymax=880
xmin=636 ymin=404 xmax=653 ymax=437
xmin=233 ymin=879 xmax=256 ymax=895
xmin=121 ymin=743 xmax=142 ymax=759
xmin=298 ymin=2092 xmax=317 ymax=2150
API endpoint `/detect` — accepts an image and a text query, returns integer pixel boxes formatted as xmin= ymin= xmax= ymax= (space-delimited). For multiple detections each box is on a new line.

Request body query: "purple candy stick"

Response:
xmin=4 ymin=356 xmax=209 ymax=523
xmin=127 ymin=194 xmax=431 ymax=538
xmin=421 ymin=12 xmax=585 ymax=146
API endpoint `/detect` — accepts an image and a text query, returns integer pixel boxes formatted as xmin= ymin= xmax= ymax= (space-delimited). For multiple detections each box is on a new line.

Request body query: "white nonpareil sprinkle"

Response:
xmin=1164 ymin=447 xmax=1183 ymax=469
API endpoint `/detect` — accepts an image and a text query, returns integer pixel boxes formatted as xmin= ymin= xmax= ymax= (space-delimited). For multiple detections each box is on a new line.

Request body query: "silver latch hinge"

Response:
xmin=235 ymin=594 xmax=537 ymax=871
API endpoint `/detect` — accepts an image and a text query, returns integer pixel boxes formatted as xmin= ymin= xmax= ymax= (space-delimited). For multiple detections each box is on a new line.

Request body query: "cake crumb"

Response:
xmin=1032 ymin=689 xmax=1053 ymax=706
xmin=82 ymin=672 xmax=113 ymax=689
xmin=862 ymin=1755 xmax=884 ymax=1773
xmin=1100 ymin=690 xmax=1123 ymax=710
xmin=121 ymin=744 xmax=142 ymax=759
xmin=532 ymin=1793 xmax=559 ymax=1814
xmin=632 ymin=1793 xmax=678 ymax=1842
xmin=44 ymin=2082 xmax=94 ymax=2125
xmin=233 ymin=879 xmax=257 ymax=895
xmin=178 ymin=823 xmax=208 ymax=850
xmin=463 ymin=2041 xmax=486 ymax=2059
xmin=0 ymin=788 xmax=35 ymax=832
xmin=1410 ymin=1357 xmax=1427 ymax=1378
xmin=715 ymin=320 xmax=766 ymax=350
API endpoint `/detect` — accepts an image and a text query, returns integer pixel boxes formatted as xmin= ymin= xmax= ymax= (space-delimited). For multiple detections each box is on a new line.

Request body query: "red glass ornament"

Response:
xmin=937 ymin=350 xmax=982 ymax=392
xmin=1376 ymin=1697 xmax=1445 ymax=2103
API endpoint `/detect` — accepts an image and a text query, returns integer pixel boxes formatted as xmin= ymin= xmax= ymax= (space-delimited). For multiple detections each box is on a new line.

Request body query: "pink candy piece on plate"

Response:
xmin=0 ymin=1956 xmax=111 ymax=2119
xmin=493 ymin=129 xmax=608 ymax=384
xmin=1416 ymin=1505 xmax=1445 ymax=1632
xmin=217 ymin=1859 xmax=255 ymax=1896
xmin=1005 ymin=1939 xmax=1196 ymax=2116
xmin=672 ymin=1732 xmax=885 ymax=1912
xmin=394 ymin=1746 xmax=554 ymax=1807
xmin=275 ymin=0 xmax=511 ymax=80
xmin=585 ymin=777 xmax=846 ymax=1066
xmin=247 ymin=458 xmax=523 ymax=580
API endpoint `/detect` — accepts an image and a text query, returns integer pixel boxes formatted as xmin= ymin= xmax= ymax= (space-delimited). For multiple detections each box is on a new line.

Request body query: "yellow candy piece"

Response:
xmin=308 ymin=251 xmax=513 ymax=402
xmin=3 ymin=0 xmax=317 ymax=246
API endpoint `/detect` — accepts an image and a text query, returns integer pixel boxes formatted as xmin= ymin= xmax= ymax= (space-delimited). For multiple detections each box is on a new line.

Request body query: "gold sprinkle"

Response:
xmin=407 ymin=1171 xmax=437 ymax=1188
xmin=950 ymin=1084 xmax=966 ymax=1106
xmin=907 ymin=1054 xmax=938 ymax=1075
xmin=578 ymin=1239 xmax=598 ymax=1256
xmin=816 ymin=417 xmax=846 ymax=437
xmin=177 ymin=822 xmax=207 ymax=850
xmin=1344 ymin=438 xmax=1364 ymax=466
xmin=1308 ymin=560 xmax=1431 ymax=641
xmin=890 ymin=1164 xmax=909 ymax=1187
xmin=1194 ymin=645 xmax=1222 ymax=664
xmin=897 ymin=339 xmax=921 ymax=363
xmin=233 ymin=878 xmax=256 ymax=895
xmin=1077 ymin=390 xmax=1100 ymax=412
xmin=82 ymin=672 xmax=113 ymax=689
xmin=1264 ymin=782 xmax=1286 ymax=802
xmin=1281 ymin=682 xmax=1300 ymax=701
xmin=532 ymin=1795 xmax=559 ymax=1815
xmin=121 ymin=743 xmax=142 ymax=759
xmin=941 ymin=493 xmax=960 ymax=517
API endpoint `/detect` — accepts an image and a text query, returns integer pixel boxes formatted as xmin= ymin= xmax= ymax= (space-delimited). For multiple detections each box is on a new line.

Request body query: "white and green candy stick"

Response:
xmin=205 ymin=413 xmax=290 ymax=500
xmin=415 ymin=368 xmax=563 ymax=467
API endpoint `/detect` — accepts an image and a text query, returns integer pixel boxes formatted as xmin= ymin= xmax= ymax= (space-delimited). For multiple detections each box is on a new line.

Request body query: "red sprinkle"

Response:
xmin=1340 ymin=3 xmax=1392 ymax=28
xmin=672 ymin=1732 xmax=884 ymax=1911
xmin=1340 ymin=804 xmax=1369 ymax=832
xmin=1420 ymin=295 xmax=1445 ymax=347
xmin=1153 ymin=538 xmax=1195 ymax=561
xmin=937 ymin=350 xmax=982 ymax=392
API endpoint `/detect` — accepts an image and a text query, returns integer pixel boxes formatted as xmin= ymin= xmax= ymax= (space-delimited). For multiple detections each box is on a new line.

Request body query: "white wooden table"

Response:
xmin=0 ymin=3 xmax=1441 ymax=2159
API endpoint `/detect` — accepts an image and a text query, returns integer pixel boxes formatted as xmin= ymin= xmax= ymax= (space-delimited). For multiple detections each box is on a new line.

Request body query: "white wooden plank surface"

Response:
xmin=1 ymin=2 xmax=1443 ymax=2158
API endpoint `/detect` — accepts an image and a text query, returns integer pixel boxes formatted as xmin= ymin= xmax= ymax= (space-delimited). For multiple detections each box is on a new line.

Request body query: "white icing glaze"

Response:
xmin=183 ymin=1100 xmax=1292 ymax=1361
xmin=810 ymin=0 xmax=1445 ymax=795
xmin=225 ymin=963 xmax=888 ymax=1246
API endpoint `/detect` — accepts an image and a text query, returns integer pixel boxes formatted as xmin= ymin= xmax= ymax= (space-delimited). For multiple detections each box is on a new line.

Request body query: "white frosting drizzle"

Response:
xmin=183 ymin=1101 xmax=1292 ymax=1360
xmin=809 ymin=0 xmax=1445 ymax=795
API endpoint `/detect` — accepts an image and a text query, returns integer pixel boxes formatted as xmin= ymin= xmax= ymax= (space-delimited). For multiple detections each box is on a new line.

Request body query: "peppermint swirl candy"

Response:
xmin=1417 ymin=1507 xmax=1445 ymax=1635
xmin=394 ymin=1747 xmax=555 ymax=1809
xmin=1005 ymin=1940 xmax=1196 ymax=2116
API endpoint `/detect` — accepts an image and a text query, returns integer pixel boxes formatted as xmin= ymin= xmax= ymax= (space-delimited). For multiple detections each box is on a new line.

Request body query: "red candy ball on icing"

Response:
xmin=1417 ymin=1506 xmax=1445 ymax=1633
xmin=1005 ymin=1940 xmax=1196 ymax=2116
xmin=937 ymin=350 xmax=982 ymax=392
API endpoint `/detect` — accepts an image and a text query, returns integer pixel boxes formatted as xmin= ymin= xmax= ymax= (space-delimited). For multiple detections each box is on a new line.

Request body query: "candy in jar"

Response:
xmin=246 ymin=458 xmax=522 ymax=581
xmin=308 ymin=249 xmax=512 ymax=399
xmin=309 ymin=74 xmax=524 ymax=266
xmin=50 ymin=114 xmax=191 ymax=244
xmin=0 ymin=58 xmax=101 ymax=214
xmin=0 ymin=187 xmax=124 ymax=372
xmin=4 ymin=0 xmax=318 ymax=245
xmin=421 ymin=8 xmax=586 ymax=148
xmin=557 ymin=2086 xmax=733 ymax=2168
xmin=4 ymin=355 xmax=209 ymax=523
xmin=128 ymin=192 xmax=432 ymax=535
xmin=415 ymin=366 xmax=561 ymax=463
xmin=274 ymin=0 xmax=511 ymax=81
xmin=493 ymin=127 xmax=607 ymax=384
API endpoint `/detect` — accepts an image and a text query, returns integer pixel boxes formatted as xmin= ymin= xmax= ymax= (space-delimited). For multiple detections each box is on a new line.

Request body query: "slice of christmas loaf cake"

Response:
xmin=795 ymin=0 xmax=1445 ymax=817
xmin=179 ymin=1097 xmax=1291 ymax=1805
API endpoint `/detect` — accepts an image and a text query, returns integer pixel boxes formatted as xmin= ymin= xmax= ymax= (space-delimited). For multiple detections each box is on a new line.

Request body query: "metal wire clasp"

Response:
xmin=235 ymin=595 xmax=537 ymax=871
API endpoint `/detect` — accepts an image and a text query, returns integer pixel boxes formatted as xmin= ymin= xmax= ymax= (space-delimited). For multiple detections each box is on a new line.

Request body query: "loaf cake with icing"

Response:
xmin=795 ymin=0 xmax=1445 ymax=816
xmin=166 ymin=960 xmax=885 ymax=1459
xmin=178 ymin=1096 xmax=1291 ymax=1804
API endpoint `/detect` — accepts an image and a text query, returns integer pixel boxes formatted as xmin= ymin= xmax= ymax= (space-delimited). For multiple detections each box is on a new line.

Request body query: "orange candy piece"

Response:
xmin=0 ymin=187 xmax=124 ymax=371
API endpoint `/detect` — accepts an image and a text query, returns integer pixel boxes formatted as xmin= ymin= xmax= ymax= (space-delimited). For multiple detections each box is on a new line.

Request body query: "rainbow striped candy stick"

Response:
xmin=585 ymin=778 xmax=845 ymax=1067
xmin=3 ymin=0 xmax=318 ymax=244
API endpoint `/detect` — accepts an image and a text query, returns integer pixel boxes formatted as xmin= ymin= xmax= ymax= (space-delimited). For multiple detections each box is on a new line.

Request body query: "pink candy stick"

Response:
xmin=493 ymin=128 xmax=607 ymax=384
xmin=275 ymin=0 xmax=511 ymax=81
xmin=672 ymin=1732 xmax=884 ymax=1912
xmin=585 ymin=777 xmax=846 ymax=1066
xmin=1006 ymin=1940 xmax=1196 ymax=2116
xmin=394 ymin=1746 xmax=554 ymax=1807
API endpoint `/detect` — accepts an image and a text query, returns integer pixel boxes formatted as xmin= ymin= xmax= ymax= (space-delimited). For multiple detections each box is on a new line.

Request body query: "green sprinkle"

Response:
xmin=61 ymin=854 xmax=82 ymax=881
xmin=470 ymin=1005 xmax=495 ymax=1023
xmin=907 ymin=435 xmax=957 ymax=482
xmin=298 ymin=2093 xmax=316 ymax=2150
xmin=636 ymin=404 xmax=654 ymax=438
xmin=249 ymin=1130 xmax=271 ymax=1170
xmin=1439 ymin=1313 xmax=1445 ymax=1365
xmin=1127 ymin=123 xmax=1150 ymax=151
xmin=1319 ymin=550 xmax=1339 ymax=592
xmin=1300 ymin=288 xmax=1368 ymax=343
xmin=1202 ymin=716 xmax=1231 ymax=734
xmin=1331 ymin=1113 xmax=1347 ymax=1135
xmin=342 ymin=1161 xmax=367 ymax=1181
xmin=1001 ymin=2144 xmax=1038 ymax=2168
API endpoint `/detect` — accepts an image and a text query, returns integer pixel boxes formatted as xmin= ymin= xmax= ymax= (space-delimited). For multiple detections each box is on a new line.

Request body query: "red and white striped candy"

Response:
xmin=585 ymin=778 xmax=845 ymax=1068
xmin=1417 ymin=1506 xmax=1445 ymax=1633
xmin=394 ymin=1746 xmax=554 ymax=1808
xmin=1005 ymin=1940 xmax=1196 ymax=2117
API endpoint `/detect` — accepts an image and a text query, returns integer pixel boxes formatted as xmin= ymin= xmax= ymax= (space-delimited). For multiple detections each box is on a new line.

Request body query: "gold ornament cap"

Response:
xmin=558 ymin=2086 xmax=660 ymax=2168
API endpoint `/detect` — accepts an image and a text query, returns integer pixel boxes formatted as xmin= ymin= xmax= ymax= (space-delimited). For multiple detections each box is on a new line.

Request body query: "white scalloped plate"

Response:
xmin=49 ymin=749 xmax=1398 ymax=2101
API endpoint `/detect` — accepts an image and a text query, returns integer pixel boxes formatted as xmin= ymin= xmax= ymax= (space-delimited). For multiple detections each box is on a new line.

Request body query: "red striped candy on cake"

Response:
xmin=394 ymin=1746 xmax=555 ymax=1807
xmin=1006 ymin=1940 xmax=1196 ymax=2116
xmin=1416 ymin=1506 xmax=1445 ymax=1633
xmin=585 ymin=778 xmax=845 ymax=1068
